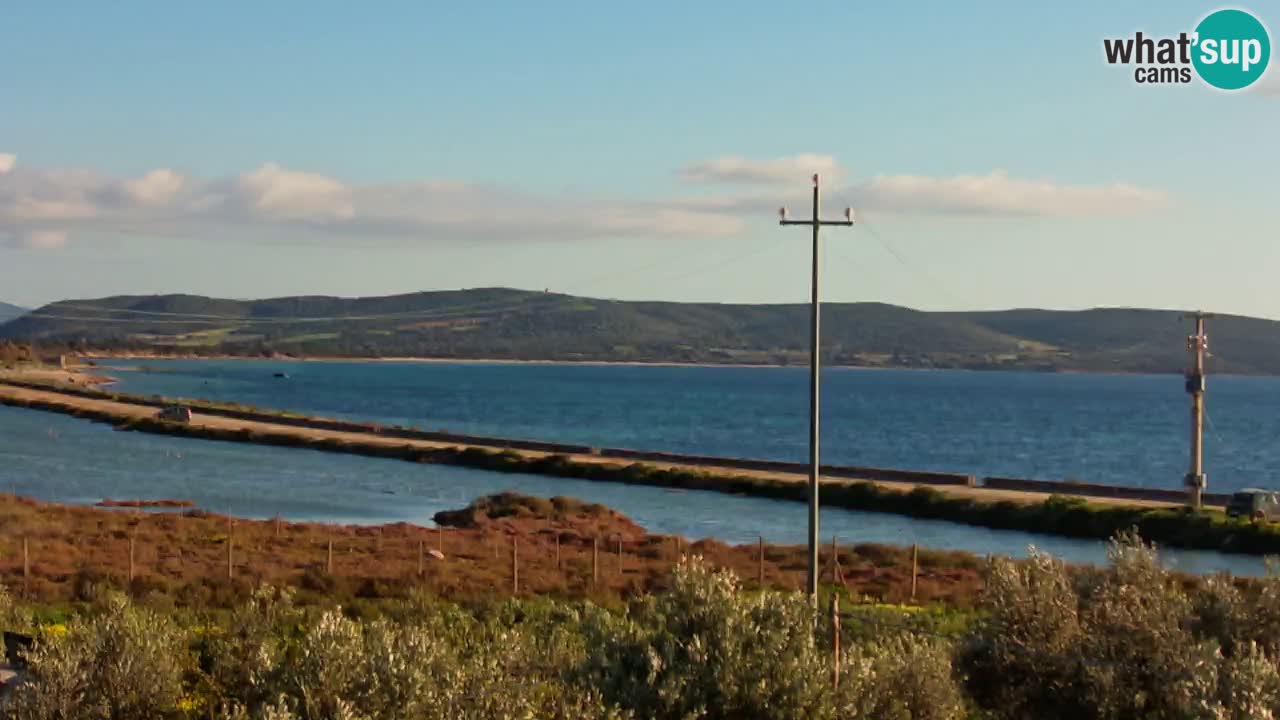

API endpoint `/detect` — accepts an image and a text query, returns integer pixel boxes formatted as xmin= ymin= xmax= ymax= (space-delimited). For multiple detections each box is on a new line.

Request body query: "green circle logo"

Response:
xmin=1192 ymin=9 xmax=1271 ymax=90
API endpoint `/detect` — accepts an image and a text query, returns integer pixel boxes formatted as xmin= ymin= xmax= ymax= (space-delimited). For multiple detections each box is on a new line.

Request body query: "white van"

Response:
xmin=156 ymin=406 xmax=193 ymax=423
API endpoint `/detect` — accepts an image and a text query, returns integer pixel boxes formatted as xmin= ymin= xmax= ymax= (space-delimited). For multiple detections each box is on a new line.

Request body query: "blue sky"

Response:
xmin=1 ymin=1 xmax=1277 ymax=316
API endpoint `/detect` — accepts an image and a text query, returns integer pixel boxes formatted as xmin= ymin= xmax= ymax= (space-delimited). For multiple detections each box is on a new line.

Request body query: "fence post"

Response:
xmin=512 ymin=535 xmax=519 ymax=595
xmin=616 ymin=537 xmax=622 ymax=568
xmin=830 ymin=535 xmax=838 ymax=585
xmin=22 ymin=536 xmax=30 ymax=589
xmin=327 ymin=538 xmax=334 ymax=575
xmin=592 ymin=537 xmax=599 ymax=587
xmin=129 ymin=536 xmax=135 ymax=582
xmin=831 ymin=594 xmax=841 ymax=689
xmin=758 ymin=536 xmax=765 ymax=587
xmin=227 ymin=533 xmax=234 ymax=580
xmin=911 ymin=543 xmax=919 ymax=602
xmin=417 ymin=539 xmax=424 ymax=578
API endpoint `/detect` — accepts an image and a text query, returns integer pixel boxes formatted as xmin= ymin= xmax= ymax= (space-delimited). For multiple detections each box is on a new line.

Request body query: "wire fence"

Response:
xmin=0 ymin=499 xmax=954 ymax=607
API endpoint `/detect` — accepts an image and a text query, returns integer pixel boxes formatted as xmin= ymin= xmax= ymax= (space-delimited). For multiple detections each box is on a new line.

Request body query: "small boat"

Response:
xmin=273 ymin=372 xmax=289 ymax=379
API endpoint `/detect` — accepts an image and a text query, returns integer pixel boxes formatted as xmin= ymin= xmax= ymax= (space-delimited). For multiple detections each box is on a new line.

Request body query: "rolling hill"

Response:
xmin=0 ymin=301 xmax=27 ymax=324
xmin=0 ymin=288 xmax=1270 ymax=374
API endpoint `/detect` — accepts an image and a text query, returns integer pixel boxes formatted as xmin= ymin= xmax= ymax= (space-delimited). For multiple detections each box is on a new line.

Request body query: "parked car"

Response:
xmin=156 ymin=405 xmax=193 ymax=423
xmin=1227 ymin=488 xmax=1280 ymax=521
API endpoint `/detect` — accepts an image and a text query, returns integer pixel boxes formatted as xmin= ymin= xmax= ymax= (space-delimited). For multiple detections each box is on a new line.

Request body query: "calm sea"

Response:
xmin=98 ymin=359 xmax=1280 ymax=493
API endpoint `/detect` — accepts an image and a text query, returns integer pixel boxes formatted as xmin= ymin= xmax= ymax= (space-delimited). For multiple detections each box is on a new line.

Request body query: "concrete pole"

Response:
xmin=780 ymin=175 xmax=852 ymax=601
xmin=807 ymin=178 xmax=823 ymax=599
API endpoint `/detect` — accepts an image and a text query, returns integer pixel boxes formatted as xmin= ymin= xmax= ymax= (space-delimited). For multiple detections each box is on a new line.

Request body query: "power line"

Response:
xmin=567 ymin=239 xmax=751 ymax=297
xmin=642 ymin=234 xmax=786 ymax=287
xmin=848 ymin=215 xmax=970 ymax=310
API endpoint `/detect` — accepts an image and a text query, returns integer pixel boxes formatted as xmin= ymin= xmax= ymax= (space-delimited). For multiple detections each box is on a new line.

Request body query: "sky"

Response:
xmin=1 ymin=1 xmax=1277 ymax=316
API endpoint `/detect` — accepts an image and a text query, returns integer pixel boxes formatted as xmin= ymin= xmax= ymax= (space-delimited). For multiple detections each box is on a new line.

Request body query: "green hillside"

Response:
xmin=0 ymin=288 xmax=1267 ymax=374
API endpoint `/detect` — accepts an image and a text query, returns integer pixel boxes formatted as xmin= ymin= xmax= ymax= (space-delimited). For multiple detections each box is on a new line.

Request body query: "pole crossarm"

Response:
xmin=780 ymin=219 xmax=855 ymax=227
xmin=776 ymin=173 xmax=855 ymax=601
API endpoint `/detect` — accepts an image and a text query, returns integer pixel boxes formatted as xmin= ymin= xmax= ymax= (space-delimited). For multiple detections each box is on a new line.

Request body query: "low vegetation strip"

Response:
xmin=2 ymin=382 xmax=1278 ymax=555
xmin=0 ymin=491 xmax=983 ymax=607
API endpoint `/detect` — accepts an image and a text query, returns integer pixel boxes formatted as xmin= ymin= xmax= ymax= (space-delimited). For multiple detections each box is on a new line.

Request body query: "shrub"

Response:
xmin=578 ymin=557 xmax=833 ymax=720
xmin=7 ymin=593 xmax=189 ymax=720
xmin=961 ymin=531 xmax=1280 ymax=720
xmin=836 ymin=634 xmax=965 ymax=720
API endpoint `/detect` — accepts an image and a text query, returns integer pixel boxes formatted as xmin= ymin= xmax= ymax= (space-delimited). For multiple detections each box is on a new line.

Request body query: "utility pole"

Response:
xmin=779 ymin=174 xmax=854 ymax=600
xmin=1184 ymin=311 xmax=1213 ymax=509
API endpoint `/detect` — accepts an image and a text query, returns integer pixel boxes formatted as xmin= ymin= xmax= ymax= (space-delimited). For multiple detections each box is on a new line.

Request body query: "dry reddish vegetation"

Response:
xmin=0 ymin=492 xmax=986 ymax=608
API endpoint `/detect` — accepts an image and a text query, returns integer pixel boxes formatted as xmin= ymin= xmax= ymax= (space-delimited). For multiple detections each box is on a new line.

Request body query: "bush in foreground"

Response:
xmin=18 ymin=537 xmax=1280 ymax=719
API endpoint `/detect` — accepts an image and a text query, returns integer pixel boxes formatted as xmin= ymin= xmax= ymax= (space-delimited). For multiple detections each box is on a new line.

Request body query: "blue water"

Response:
xmin=98 ymin=359 xmax=1280 ymax=493
xmin=0 ymin=404 xmax=1265 ymax=575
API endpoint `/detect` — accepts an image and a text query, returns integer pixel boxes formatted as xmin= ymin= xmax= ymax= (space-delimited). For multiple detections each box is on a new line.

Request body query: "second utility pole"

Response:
xmin=780 ymin=174 xmax=854 ymax=600
xmin=1184 ymin=311 xmax=1213 ymax=509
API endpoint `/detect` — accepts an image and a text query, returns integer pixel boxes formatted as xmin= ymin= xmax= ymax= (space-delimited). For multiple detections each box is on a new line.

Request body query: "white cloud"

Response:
xmin=123 ymin=169 xmax=185 ymax=206
xmin=0 ymin=156 xmax=1170 ymax=250
xmin=681 ymin=153 xmax=844 ymax=185
xmin=862 ymin=170 xmax=1170 ymax=216
xmin=0 ymin=154 xmax=15 ymax=175
xmin=19 ymin=229 xmax=68 ymax=250
xmin=235 ymin=163 xmax=353 ymax=221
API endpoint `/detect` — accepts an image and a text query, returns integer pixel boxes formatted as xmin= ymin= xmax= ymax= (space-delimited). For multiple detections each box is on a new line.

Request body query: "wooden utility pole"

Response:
xmin=326 ymin=538 xmax=334 ymax=575
xmin=1184 ymin=312 xmax=1213 ymax=509
xmin=780 ymin=174 xmax=855 ymax=601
